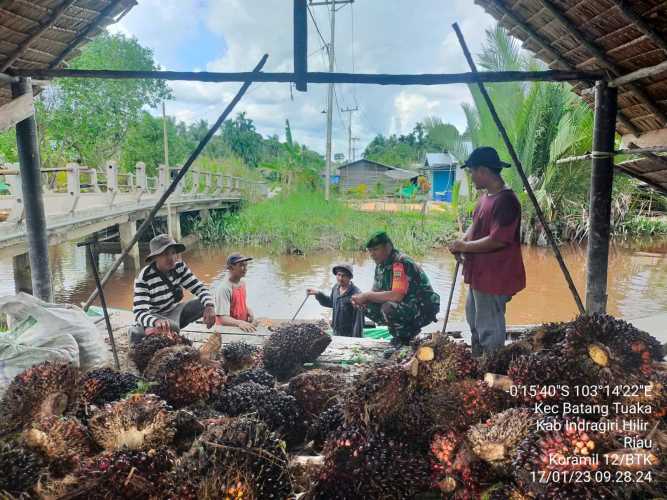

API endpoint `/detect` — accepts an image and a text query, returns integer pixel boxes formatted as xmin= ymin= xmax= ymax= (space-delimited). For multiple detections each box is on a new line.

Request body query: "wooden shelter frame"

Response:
xmin=1 ymin=0 xmax=666 ymax=316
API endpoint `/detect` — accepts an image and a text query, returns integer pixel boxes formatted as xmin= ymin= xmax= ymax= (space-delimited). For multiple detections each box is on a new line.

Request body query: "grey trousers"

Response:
xmin=465 ymin=288 xmax=511 ymax=357
xmin=128 ymin=299 xmax=204 ymax=344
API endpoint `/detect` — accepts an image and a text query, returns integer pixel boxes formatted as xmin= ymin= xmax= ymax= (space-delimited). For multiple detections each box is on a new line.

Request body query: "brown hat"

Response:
xmin=332 ymin=263 xmax=353 ymax=278
xmin=226 ymin=252 xmax=253 ymax=267
xmin=145 ymin=234 xmax=186 ymax=263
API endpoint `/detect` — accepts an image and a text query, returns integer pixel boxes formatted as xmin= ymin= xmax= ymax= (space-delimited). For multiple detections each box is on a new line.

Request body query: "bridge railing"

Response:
xmin=0 ymin=161 xmax=268 ymax=222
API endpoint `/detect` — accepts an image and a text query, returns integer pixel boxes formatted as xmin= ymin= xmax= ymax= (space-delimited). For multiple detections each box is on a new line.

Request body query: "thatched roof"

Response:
xmin=475 ymin=0 xmax=667 ymax=193
xmin=0 ymin=0 xmax=136 ymax=105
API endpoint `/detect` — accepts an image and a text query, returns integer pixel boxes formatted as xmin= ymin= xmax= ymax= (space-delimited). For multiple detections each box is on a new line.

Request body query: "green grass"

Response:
xmin=195 ymin=190 xmax=458 ymax=255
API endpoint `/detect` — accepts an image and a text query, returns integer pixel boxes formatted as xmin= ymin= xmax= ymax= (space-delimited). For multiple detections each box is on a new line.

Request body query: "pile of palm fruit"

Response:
xmin=0 ymin=314 xmax=664 ymax=499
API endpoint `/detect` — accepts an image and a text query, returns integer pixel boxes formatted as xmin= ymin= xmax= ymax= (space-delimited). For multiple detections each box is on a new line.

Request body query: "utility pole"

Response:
xmin=162 ymin=101 xmax=169 ymax=168
xmin=351 ymin=137 xmax=360 ymax=161
xmin=341 ymin=105 xmax=358 ymax=162
xmin=309 ymin=0 xmax=353 ymax=200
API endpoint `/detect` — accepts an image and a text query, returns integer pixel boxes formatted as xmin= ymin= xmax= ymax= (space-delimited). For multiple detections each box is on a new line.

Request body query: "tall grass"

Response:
xmin=195 ymin=191 xmax=457 ymax=255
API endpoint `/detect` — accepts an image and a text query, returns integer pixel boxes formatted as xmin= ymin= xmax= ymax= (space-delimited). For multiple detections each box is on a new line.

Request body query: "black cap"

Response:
xmin=365 ymin=231 xmax=392 ymax=248
xmin=462 ymin=147 xmax=511 ymax=170
xmin=226 ymin=253 xmax=253 ymax=267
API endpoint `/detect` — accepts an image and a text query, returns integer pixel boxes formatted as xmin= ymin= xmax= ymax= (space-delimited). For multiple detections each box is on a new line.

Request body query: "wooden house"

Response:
xmin=336 ymin=159 xmax=416 ymax=194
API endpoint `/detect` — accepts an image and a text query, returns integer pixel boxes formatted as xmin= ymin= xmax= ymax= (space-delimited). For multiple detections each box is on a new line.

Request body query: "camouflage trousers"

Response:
xmin=364 ymin=300 xmax=431 ymax=342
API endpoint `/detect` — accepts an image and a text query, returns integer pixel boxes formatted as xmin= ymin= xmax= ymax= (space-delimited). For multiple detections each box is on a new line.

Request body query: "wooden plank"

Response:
xmin=0 ymin=93 xmax=34 ymax=132
xmin=10 ymin=68 xmax=606 ymax=85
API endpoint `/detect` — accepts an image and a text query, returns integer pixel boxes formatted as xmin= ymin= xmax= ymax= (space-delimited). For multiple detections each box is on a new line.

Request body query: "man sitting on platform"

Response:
xmin=214 ymin=253 xmax=257 ymax=332
xmin=129 ymin=234 xmax=216 ymax=344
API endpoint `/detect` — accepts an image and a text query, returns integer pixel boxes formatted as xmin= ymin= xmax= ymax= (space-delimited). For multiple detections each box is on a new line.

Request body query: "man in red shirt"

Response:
xmin=449 ymin=147 xmax=526 ymax=357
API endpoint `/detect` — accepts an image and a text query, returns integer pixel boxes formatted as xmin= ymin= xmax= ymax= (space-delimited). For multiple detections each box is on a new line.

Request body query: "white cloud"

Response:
xmin=114 ymin=0 xmax=497 ymax=158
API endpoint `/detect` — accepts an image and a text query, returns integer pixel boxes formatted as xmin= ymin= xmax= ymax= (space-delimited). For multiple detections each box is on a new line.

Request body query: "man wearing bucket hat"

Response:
xmin=307 ymin=263 xmax=363 ymax=337
xmin=129 ymin=234 xmax=216 ymax=344
xmin=214 ymin=253 xmax=256 ymax=332
xmin=448 ymin=146 xmax=526 ymax=357
xmin=352 ymin=231 xmax=440 ymax=346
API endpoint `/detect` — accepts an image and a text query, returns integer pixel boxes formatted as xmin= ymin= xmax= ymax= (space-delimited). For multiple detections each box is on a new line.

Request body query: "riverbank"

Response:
xmin=194 ymin=191 xmax=458 ymax=255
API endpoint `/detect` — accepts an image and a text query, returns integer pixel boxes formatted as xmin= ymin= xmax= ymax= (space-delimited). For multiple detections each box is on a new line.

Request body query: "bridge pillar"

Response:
xmin=119 ymin=221 xmax=140 ymax=269
xmin=168 ymin=209 xmax=182 ymax=241
xmin=13 ymin=252 xmax=32 ymax=294
xmin=200 ymin=208 xmax=211 ymax=223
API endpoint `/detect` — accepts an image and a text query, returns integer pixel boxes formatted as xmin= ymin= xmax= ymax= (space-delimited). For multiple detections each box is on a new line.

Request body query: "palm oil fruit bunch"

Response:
xmin=88 ymin=394 xmax=177 ymax=451
xmin=220 ymin=341 xmax=261 ymax=373
xmin=466 ymin=408 xmax=536 ymax=475
xmin=0 ymin=438 xmax=44 ymax=496
xmin=566 ymin=314 xmax=663 ymax=375
xmin=129 ymin=332 xmax=192 ymax=373
xmin=23 ymin=415 xmax=93 ymax=475
xmin=186 ymin=417 xmax=294 ymax=499
xmin=0 ymin=361 xmax=79 ymax=436
xmin=506 ymin=352 xmax=569 ymax=403
xmin=425 ymin=379 xmax=508 ymax=432
xmin=214 ymin=381 xmax=304 ymax=445
xmin=512 ymin=418 xmax=607 ymax=499
xmin=229 ymin=367 xmax=275 ymax=387
xmin=144 ymin=345 xmax=225 ymax=407
xmin=307 ymin=402 xmax=344 ymax=451
xmin=412 ymin=334 xmax=478 ymax=389
xmin=63 ymin=447 xmax=176 ymax=500
xmin=309 ymin=425 xmax=430 ymax=499
xmin=343 ymin=363 xmax=413 ymax=429
xmin=287 ymin=369 xmax=342 ymax=420
xmin=430 ymin=431 xmax=492 ymax=499
xmin=263 ymin=321 xmax=332 ymax=379
xmin=478 ymin=341 xmax=532 ymax=376
xmin=521 ymin=321 xmax=568 ymax=351
xmin=78 ymin=367 xmax=140 ymax=410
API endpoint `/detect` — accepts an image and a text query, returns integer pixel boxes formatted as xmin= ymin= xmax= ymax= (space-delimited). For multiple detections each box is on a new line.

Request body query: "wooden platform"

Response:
xmin=100 ymin=308 xmax=390 ymax=374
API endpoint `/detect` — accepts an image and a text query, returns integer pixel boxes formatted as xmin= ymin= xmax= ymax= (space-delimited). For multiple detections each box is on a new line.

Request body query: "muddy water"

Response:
xmin=0 ymin=239 xmax=665 ymax=327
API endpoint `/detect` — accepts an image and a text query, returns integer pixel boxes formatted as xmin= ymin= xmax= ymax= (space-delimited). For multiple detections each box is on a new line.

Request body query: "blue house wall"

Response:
xmin=432 ymin=168 xmax=455 ymax=201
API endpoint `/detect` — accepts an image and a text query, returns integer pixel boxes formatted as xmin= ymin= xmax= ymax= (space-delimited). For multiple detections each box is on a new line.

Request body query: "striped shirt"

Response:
xmin=133 ymin=261 xmax=214 ymax=327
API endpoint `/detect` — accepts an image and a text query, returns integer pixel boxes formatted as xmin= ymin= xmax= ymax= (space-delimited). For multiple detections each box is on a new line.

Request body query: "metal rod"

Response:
xmin=8 ymin=68 xmax=606 ymax=85
xmin=441 ymin=260 xmax=460 ymax=334
xmin=82 ymin=54 xmax=269 ymax=309
xmin=291 ymin=294 xmax=310 ymax=321
xmin=452 ymin=22 xmax=586 ymax=315
xmin=557 ymin=145 xmax=667 ymax=163
xmin=586 ymin=82 xmax=617 ymax=313
xmin=79 ymin=240 xmax=120 ymax=370
xmin=11 ymin=77 xmax=53 ymax=302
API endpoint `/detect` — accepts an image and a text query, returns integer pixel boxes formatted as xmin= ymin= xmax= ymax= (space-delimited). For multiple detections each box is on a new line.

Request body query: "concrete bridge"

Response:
xmin=0 ymin=161 xmax=267 ymax=291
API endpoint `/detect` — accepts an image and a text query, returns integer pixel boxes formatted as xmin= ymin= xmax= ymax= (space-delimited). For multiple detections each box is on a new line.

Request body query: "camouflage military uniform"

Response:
xmin=365 ymin=249 xmax=440 ymax=341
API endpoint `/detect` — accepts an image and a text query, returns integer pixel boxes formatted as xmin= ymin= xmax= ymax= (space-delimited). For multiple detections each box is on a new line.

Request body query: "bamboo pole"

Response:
xmin=452 ymin=22 xmax=585 ymax=315
xmin=7 ymin=68 xmax=606 ymax=85
xmin=82 ymin=54 xmax=269 ymax=310
xmin=557 ymin=145 xmax=667 ymax=163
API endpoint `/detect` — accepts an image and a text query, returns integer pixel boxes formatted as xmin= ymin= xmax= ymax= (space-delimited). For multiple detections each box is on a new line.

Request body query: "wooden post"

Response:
xmin=13 ymin=252 xmax=32 ymax=294
xmin=586 ymin=81 xmax=618 ymax=313
xmin=294 ymin=0 xmax=308 ymax=91
xmin=11 ymin=78 xmax=52 ymax=302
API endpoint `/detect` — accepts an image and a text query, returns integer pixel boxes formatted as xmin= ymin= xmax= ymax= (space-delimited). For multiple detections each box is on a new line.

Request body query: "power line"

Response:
xmin=307 ymin=5 xmax=328 ymax=49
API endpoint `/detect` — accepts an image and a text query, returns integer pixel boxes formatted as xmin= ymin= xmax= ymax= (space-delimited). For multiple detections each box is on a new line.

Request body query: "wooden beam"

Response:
xmin=489 ymin=0 xmax=641 ymax=136
xmin=608 ymin=61 xmax=667 ymax=88
xmin=614 ymin=163 xmax=667 ymax=194
xmin=586 ymin=81 xmax=617 ymax=314
xmin=11 ymin=77 xmax=53 ymax=302
xmin=294 ymin=0 xmax=308 ymax=91
xmin=0 ymin=0 xmax=78 ymax=72
xmin=48 ymin=0 xmax=127 ymax=69
xmin=0 ymin=93 xmax=34 ymax=132
xmin=557 ymin=145 xmax=667 ymax=163
xmin=538 ymin=0 xmax=667 ymax=125
xmin=8 ymin=67 xmax=606 ymax=84
xmin=609 ymin=0 xmax=667 ymax=55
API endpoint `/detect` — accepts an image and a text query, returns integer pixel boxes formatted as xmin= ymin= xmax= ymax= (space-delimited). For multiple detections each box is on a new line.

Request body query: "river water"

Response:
xmin=1 ymin=238 xmax=665 ymax=327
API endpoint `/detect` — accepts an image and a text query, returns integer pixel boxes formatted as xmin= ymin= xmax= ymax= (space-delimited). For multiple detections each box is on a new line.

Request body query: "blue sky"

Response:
xmin=110 ymin=1 xmax=498 ymax=157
